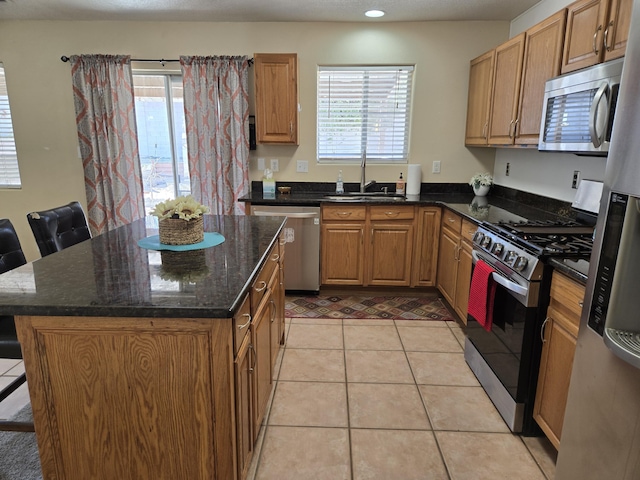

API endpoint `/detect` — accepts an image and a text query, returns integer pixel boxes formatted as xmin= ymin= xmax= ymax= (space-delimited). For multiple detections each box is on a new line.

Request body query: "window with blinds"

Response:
xmin=0 ymin=63 xmax=21 ymax=188
xmin=317 ymin=65 xmax=414 ymax=163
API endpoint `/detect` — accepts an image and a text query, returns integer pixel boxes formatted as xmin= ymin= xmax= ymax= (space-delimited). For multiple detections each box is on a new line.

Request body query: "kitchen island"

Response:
xmin=0 ymin=215 xmax=286 ymax=480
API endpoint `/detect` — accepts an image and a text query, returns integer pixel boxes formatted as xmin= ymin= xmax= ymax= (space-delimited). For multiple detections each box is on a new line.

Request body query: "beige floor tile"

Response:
xmin=449 ymin=324 xmax=467 ymax=349
xmin=397 ymin=326 xmax=463 ymax=352
xmin=268 ymin=381 xmax=348 ymax=427
xmin=346 ymin=350 xmax=415 ymax=383
xmin=437 ymin=431 xmax=546 ymax=480
xmin=407 ymin=352 xmax=480 ymax=386
xmin=0 ymin=382 xmax=30 ymax=420
xmin=394 ymin=319 xmax=451 ymax=327
xmin=343 ymin=318 xmax=394 ymax=326
xmin=285 ymin=324 xmax=344 ymax=349
xmin=348 ymin=383 xmax=431 ymax=430
xmin=255 ymin=426 xmax=350 ymax=480
xmin=522 ymin=435 xmax=557 ymax=480
xmin=5 ymin=362 xmax=25 ymax=376
xmin=279 ymin=348 xmax=345 ymax=382
xmin=419 ymin=385 xmax=509 ymax=432
xmin=0 ymin=359 xmax=21 ymax=375
xmin=290 ymin=317 xmax=343 ymax=325
xmin=351 ymin=429 xmax=448 ymax=480
xmin=343 ymin=325 xmax=403 ymax=350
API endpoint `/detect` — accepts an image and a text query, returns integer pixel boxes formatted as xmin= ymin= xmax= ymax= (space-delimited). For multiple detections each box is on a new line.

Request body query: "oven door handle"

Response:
xmin=472 ymin=250 xmax=528 ymax=297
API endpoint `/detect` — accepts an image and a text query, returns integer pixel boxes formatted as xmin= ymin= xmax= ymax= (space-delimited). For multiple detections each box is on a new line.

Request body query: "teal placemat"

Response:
xmin=137 ymin=232 xmax=225 ymax=251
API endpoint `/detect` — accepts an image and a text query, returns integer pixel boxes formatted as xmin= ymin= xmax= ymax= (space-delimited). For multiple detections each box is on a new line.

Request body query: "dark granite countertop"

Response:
xmin=0 ymin=215 xmax=286 ymax=319
xmin=548 ymin=257 xmax=590 ymax=285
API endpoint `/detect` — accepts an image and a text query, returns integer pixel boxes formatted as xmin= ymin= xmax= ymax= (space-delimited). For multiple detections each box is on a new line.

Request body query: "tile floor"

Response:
xmin=0 ymin=301 xmax=558 ymax=479
xmin=248 ymin=314 xmax=558 ymax=480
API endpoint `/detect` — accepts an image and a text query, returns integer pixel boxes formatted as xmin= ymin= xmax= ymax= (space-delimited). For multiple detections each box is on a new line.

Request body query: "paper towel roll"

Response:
xmin=406 ymin=164 xmax=422 ymax=195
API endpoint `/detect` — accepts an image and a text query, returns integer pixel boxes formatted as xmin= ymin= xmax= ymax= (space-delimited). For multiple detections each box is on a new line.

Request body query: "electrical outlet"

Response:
xmin=296 ymin=160 xmax=308 ymax=173
xmin=572 ymin=170 xmax=581 ymax=189
xmin=270 ymin=158 xmax=279 ymax=172
xmin=257 ymin=157 xmax=265 ymax=171
xmin=506 ymin=162 xmax=510 ymax=176
xmin=432 ymin=161 xmax=441 ymax=174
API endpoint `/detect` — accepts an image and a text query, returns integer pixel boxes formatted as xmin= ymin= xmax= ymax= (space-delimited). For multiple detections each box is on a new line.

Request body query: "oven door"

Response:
xmin=464 ymin=249 xmax=544 ymax=434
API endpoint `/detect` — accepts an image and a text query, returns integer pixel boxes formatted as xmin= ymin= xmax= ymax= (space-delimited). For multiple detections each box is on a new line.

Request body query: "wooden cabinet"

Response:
xmin=515 ymin=10 xmax=567 ymax=145
xmin=534 ymin=272 xmax=585 ymax=449
xmin=321 ymin=205 xmax=366 ymax=285
xmin=412 ymin=207 xmax=442 ymax=287
xmin=561 ymin=0 xmax=631 ymax=73
xmin=437 ymin=211 xmax=477 ymax=324
xmin=235 ymin=326 xmax=254 ymax=480
xmin=487 ymin=33 xmax=526 ymax=146
xmin=367 ymin=206 xmax=415 ymax=286
xmin=254 ymin=53 xmax=298 ymax=144
xmin=465 ymin=50 xmax=495 ymax=146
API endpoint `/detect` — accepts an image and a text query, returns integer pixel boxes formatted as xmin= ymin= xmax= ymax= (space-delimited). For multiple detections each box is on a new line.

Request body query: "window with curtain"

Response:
xmin=317 ymin=65 xmax=414 ymax=164
xmin=132 ymin=72 xmax=190 ymax=214
xmin=0 ymin=63 xmax=21 ymax=188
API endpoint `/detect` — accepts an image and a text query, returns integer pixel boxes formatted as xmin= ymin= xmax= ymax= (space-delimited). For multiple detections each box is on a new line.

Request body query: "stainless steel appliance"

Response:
xmin=466 ymin=212 xmax=595 ymax=434
xmin=251 ymin=205 xmax=320 ymax=293
xmin=556 ymin=1 xmax=640 ymax=477
xmin=539 ymin=57 xmax=623 ymax=155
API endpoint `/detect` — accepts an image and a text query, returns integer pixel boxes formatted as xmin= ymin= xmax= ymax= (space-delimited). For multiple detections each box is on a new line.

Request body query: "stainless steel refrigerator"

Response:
xmin=555 ymin=0 xmax=640 ymax=478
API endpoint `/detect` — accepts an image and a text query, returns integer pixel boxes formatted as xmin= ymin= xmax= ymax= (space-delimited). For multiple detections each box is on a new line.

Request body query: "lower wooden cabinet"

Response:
xmin=412 ymin=207 xmax=441 ymax=287
xmin=534 ymin=271 xmax=585 ymax=449
xmin=234 ymin=330 xmax=254 ymax=480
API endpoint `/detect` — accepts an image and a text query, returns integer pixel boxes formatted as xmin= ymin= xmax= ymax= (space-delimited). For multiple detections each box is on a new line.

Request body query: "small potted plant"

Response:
xmin=469 ymin=172 xmax=493 ymax=197
xmin=151 ymin=195 xmax=210 ymax=245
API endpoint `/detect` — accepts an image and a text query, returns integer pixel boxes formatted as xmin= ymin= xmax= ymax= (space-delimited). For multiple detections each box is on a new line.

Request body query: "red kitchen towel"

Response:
xmin=467 ymin=259 xmax=497 ymax=332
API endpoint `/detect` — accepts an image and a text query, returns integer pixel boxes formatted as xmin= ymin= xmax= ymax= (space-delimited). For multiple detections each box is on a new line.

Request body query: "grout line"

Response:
xmin=342 ymin=318 xmax=355 ymax=480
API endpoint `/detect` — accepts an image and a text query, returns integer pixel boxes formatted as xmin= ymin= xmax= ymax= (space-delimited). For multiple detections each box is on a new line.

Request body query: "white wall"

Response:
xmin=0 ymin=19 xmax=508 ymax=261
xmin=494 ymin=0 xmax=608 ymax=202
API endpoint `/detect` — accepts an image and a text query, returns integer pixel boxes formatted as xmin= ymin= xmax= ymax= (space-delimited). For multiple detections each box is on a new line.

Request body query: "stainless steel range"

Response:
xmin=465 ymin=216 xmax=595 ymax=434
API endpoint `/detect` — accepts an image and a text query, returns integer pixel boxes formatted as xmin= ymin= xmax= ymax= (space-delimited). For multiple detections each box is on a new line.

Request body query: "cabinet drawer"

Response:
xmin=322 ymin=205 xmax=367 ymax=221
xmin=549 ymin=272 xmax=585 ymax=331
xmin=461 ymin=219 xmax=478 ymax=243
xmin=369 ymin=205 xmax=415 ymax=221
xmin=251 ymin=244 xmax=279 ymax=312
xmin=233 ymin=294 xmax=252 ymax=356
xmin=442 ymin=209 xmax=462 ymax=233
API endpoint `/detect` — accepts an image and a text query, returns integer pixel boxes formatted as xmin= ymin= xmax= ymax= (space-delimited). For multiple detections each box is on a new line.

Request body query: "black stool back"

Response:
xmin=27 ymin=201 xmax=91 ymax=257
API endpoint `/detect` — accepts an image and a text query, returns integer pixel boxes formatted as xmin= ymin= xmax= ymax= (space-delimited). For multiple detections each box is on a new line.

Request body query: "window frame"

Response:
xmin=316 ymin=64 xmax=415 ymax=165
xmin=0 ymin=62 xmax=22 ymax=188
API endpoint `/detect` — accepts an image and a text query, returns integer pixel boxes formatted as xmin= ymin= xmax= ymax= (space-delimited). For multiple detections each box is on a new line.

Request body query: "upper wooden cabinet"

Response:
xmin=254 ymin=53 xmax=299 ymax=145
xmin=465 ymin=50 xmax=495 ymax=146
xmin=515 ymin=10 xmax=567 ymax=146
xmin=487 ymin=33 xmax=526 ymax=146
xmin=561 ymin=0 xmax=631 ymax=73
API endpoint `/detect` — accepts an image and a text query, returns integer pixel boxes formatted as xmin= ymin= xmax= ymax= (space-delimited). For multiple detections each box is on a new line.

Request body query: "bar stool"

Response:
xmin=27 ymin=201 xmax=91 ymax=257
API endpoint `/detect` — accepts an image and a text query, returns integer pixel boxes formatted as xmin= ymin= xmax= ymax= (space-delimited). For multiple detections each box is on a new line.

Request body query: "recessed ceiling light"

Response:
xmin=365 ymin=9 xmax=385 ymax=18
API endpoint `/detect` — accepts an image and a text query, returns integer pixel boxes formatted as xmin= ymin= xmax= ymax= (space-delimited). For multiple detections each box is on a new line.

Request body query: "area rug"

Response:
xmin=0 ymin=404 xmax=41 ymax=480
xmin=285 ymin=295 xmax=455 ymax=321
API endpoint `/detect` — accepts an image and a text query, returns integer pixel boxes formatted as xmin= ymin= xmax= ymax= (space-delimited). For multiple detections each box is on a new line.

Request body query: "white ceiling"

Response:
xmin=0 ymin=0 xmax=541 ymax=23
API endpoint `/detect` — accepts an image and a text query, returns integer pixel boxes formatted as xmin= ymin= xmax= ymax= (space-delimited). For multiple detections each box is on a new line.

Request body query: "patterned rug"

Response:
xmin=285 ymin=295 xmax=455 ymax=321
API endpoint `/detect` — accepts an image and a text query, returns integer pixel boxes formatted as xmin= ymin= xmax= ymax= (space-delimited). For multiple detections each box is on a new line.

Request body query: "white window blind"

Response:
xmin=317 ymin=65 xmax=414 ymax=163
xmin=0 ymin=63 xmax=21 ymax=188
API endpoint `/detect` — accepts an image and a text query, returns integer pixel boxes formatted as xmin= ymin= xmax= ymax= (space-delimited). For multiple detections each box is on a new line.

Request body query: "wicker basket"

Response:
xmin=159 ymin=216 xmax=204 ymax=245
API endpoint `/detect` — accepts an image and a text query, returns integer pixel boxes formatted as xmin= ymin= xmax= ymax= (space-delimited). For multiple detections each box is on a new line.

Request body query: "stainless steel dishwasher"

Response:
xmin=251 ymin=205 xmax=320 ymax=293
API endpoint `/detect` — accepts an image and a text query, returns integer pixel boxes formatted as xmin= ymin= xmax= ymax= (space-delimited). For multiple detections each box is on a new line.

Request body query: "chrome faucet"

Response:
xmin=360 ymin=151 xmax=376 ymax=193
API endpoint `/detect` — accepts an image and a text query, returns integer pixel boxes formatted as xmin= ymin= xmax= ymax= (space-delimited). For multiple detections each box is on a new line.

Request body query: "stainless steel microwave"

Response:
xmin=539 ymin=58 xmax=623 ymax=155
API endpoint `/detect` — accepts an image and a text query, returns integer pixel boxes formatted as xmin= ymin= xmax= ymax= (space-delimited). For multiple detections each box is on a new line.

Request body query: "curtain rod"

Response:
xmin=60 ymin=56 xmax=254 ymax=66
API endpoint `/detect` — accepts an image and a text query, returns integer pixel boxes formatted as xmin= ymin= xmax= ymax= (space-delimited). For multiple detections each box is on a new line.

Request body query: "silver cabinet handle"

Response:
xmin=593 ymin=25 xmax=603 ymax=55
xmin=541 ymin=317 xmax=550 ymax=343
xmin=271 ymin=253 xmax=280 ymax=262
xmin=238 ymin=313 xmax=251 ymax=330
xmin=589 ymin=82 xmax=610 ymax=148
xmin=603 ymin=21 xmax=612 ymax=51
xmin=270 ymin=299 xmax=276 ymax=323
xmin=336 ymin=211 xmax=352 ymax=217
xmin=508 ymin=120 xmax=515 ymax=139
xmin=513 ymin=118 xmax=519 ymax=138
xmin=482 ymin=121 xmax=488 ymax=139
xmin=254 ymin=281 xmax=267 ymax=293
xmin=384 ymin=211 xmax=400 ymax=217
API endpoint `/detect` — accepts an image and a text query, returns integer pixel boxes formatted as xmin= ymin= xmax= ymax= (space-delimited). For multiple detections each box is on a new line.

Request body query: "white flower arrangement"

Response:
xmin=151 ymin=195 xmax=210 ymax=221
xmin=469 ymin=172 xmax=493 ymax=189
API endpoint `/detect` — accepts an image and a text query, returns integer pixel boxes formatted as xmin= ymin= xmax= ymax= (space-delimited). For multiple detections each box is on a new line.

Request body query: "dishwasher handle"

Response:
xmin=253 ymin=211 xmax=319 ymax=219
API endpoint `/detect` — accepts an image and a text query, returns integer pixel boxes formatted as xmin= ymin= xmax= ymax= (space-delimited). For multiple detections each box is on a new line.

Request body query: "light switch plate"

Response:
xmin=257 ymin=157 xmax=265 ymax=171
xmin=432 ymin=161 xmax=441 ymax=174
xmin=296 ymin=160 xmax=308 ymax=173
xmin=270 ymin=158 xmax=279 ymax=172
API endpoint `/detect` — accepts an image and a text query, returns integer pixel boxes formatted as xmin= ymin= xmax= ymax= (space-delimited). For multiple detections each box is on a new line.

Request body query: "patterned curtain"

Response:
xmin=180 ymin=56 xmax=250 ymax=215
xmin=70 ymin=54 xmax=145 ymax=235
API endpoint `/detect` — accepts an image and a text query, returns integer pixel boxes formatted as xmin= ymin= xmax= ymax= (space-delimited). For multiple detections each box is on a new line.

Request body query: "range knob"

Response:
xmin=491 ymin=243 xmax=504 ymax=256
xmin=481 ymin=236 xmax=492 ymax=249
xmin=505 ymin=251 xmax=518 ymax=265
xmin=473 ymin=232 xmax=485 ymax=244
xmin=514 ymin=256 xmax=529 ymax=272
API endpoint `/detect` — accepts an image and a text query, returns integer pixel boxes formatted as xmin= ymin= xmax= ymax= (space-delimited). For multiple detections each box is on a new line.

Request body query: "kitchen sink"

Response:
xmin=324 ymin=194 xmax=406 ymax=202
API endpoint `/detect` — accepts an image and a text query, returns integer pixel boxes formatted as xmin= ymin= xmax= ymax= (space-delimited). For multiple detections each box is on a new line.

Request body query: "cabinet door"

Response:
xmin=437 ymin=227 xmax=459 ymax=306
xmin=465 ymin=50 xmax=495 ymax=146
xmin=321 ymin=223 xmax=365 ymax=285
xmin=561 ymin=0 xmax=609 ymax=73
xmin=412 ymin=207 xmax=442 ymax=287
xmin=533 ymin=308 xmax=578 ymax=449
xmin=254 ymin=53 xmax=298 ymax=144
xmin=487 ymin=33 xmax=526 ymax=146
xmin=268 ymin=267 xmax=281 ymax=378
xmin=367 ymin=222 xmax=415 ymax=286
xmin=235 ymin=333 xmax=254 ymax=480
xmin=454 ymin=240 xmax=473 ymax=324
xmin=515 ymin=10 xmax=566 ymax=146
xmin=278 ymin=237 xmax=286 ymax=345
xmin=604 ymin=0 xmax=632 ymax=61
xmin=252 ymin=293 xmax=272 ymax=441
